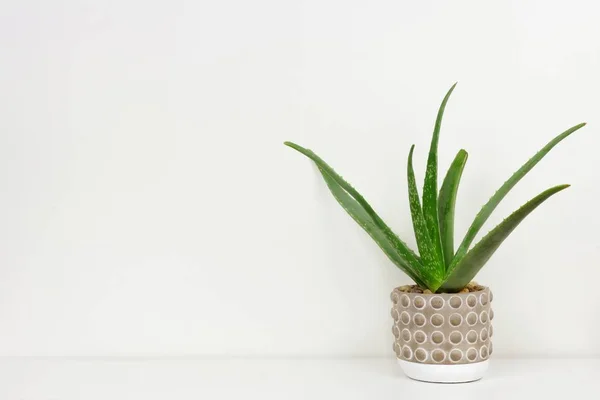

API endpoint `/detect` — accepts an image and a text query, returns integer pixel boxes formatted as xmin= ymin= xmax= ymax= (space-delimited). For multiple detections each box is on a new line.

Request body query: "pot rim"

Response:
xmin=391 ymin=286 xmax=490 ymax=297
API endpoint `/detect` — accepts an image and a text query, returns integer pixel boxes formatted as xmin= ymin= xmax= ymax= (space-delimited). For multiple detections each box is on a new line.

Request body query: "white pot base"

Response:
xmin=398 ymin=359 xmax=489 ymax=383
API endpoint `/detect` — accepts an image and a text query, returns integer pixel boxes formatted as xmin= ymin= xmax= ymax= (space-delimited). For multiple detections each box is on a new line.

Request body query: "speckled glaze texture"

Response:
xmin=391 ymin=287 xmax=493 ymax=365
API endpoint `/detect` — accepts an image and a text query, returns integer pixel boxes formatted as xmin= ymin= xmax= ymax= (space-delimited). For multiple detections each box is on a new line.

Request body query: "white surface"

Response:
xmin=1 ymin=0 xmax=600 ymax=357
xmin=0 ymin=358 xmax=595 ymax=399
xmin=398 ymin=359 xmax=489 ymax=383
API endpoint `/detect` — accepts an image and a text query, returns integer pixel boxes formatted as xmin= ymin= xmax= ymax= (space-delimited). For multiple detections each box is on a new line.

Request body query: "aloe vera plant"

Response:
xmin=284 ymin=84 xmax=586 ymax=293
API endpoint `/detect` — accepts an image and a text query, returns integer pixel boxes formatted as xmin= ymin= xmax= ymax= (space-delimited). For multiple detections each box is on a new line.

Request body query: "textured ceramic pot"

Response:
xmin=390 ymin=286 xmax=494 ymax=383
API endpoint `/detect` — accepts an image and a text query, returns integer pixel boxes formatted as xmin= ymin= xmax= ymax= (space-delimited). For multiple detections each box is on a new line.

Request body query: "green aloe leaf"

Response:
xmin=441 ymin=184 xmax=570 ymax=291
xmin=407 ymin=145 xmax=444 ymax=287
xmin=447 ymin=122 xmax=586 ymax=276
xmin=422 ymin=83 xmax=457 ymax=269
xmin=317 ymin=167 xmax=427 ymax=288
xmin=438 ymin=149 xmax=468 ymax=269
xmin=284 ymin=141 xmax=430 ymax=287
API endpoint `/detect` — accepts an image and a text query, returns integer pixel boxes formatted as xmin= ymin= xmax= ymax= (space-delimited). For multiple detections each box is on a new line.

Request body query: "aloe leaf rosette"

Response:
xmin=285 ymin=84 xmax=586 ymax=293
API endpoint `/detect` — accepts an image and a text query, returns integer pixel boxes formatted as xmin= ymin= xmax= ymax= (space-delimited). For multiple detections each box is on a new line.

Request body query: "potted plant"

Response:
xmin=284 ymin=83 xmax=586 ymax=383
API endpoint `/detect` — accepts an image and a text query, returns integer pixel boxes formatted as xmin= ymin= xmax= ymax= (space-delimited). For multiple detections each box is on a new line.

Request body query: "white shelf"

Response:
xmin=0 ymin=357 xmax=594 ymax=399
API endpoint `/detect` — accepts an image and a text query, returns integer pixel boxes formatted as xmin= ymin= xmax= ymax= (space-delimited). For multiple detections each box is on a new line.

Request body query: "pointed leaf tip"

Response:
xmin=441 ymin=183 xmax=571 ymax=291
xmin=438 ymin=148 xmax=469 ymax=269
xmin=421 ymin=85 xmax=456 ymax=277
xmin=284 ymin=141 xmax=308 ymax=153
xmin=447 ymin=121 xmax=585 ymax=277
xmin=283 ymin=139 xmax=428 ymax=286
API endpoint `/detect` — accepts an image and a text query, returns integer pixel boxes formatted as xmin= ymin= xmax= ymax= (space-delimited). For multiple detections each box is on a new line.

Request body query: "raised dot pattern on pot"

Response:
xmin=390 ymin=288 xmax=493 ymax=365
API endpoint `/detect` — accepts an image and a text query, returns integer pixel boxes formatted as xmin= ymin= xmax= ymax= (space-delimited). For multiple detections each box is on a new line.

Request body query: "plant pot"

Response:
xmin=390 ymin=286 xmax=493 ymax=383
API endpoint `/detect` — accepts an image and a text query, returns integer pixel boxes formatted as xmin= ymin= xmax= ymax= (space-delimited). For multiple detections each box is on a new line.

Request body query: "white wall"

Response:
xmin=0 ymin=0 xmax=599 ymax=357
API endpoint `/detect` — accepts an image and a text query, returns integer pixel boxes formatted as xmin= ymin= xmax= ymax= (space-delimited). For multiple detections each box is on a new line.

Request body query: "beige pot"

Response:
xmin=390 ymin=286 xmax=494 ymax=383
